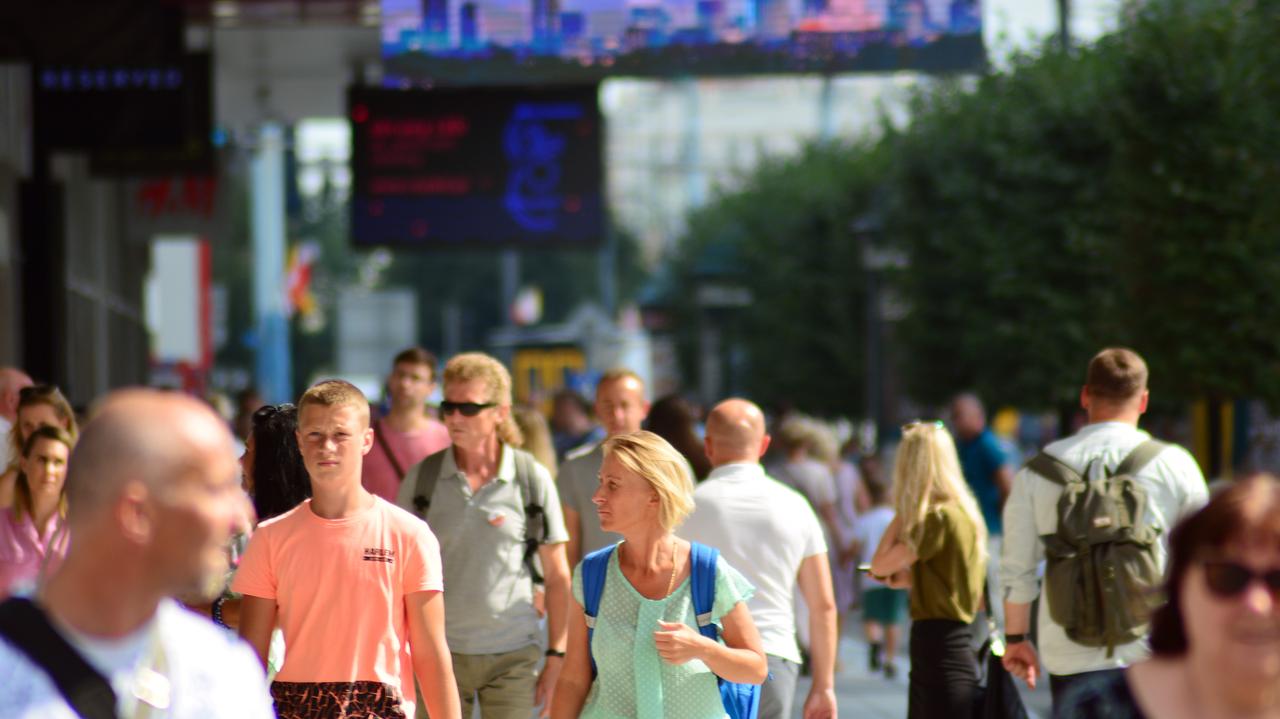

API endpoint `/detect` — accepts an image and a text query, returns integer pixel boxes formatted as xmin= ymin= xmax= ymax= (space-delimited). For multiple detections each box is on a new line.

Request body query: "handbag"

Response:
xmin=973 ymin=582 xmax=1030 ymax=719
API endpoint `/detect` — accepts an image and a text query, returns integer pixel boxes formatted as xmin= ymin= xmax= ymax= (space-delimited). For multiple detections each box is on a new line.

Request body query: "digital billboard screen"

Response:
xmin=382 ymin=0 xmax=983 ymax=84
xmin=349 ymin=85 xmax=603 ymax=249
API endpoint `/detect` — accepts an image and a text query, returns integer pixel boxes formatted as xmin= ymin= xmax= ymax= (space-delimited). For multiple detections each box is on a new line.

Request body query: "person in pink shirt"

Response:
xmin=236 ymin=379 xmax=460 ymax=719
xmin=0 ymin=425 xmax=73 ymax=598
xmin=364 ymin=347 xmax=452 ymax=502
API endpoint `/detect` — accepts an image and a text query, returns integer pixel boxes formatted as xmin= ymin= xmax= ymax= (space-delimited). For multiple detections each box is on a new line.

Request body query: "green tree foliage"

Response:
xmin=668 ymin=0 xmax=1280 ymax=413
xmin=669 ymin=143 xmax=884 ymax=415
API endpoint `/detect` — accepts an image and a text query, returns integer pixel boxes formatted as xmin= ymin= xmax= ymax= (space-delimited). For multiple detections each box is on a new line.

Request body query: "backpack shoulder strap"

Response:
xmin=689 ymin=542 xmax=720 ymax=641
xmin=581 ymin=544 xmax=616 ymax=677
xmin=1025 ymin=451 xmax=1082 ymax=487
xmin=408 ymin=449 xmax=448 ymax=519
xmin=511 ymin=448 xmax=550 ymax=583
xmin=1115 ymin=439 xmax=1167 ymax=477
xmin=0 ymin=597 xmax=118 ymax=719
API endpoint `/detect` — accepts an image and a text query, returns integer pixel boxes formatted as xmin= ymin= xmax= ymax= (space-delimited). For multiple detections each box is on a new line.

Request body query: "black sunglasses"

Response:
xmin=439 ymin=401 xmax=497 ymax=417
xmin=1202 ymin=561 xmax=1280 ymax=600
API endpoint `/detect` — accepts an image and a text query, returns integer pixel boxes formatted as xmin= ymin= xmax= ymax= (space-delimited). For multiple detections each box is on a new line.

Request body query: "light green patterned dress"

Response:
xmin=571 ymin=544 xmax=756 ymax=719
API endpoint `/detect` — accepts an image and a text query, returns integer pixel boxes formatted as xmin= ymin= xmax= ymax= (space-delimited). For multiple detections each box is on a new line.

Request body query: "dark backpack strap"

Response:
xmin=1114 ymin=440 xmax=1166 ymax=477
xmin=580 ymin=544 xmax=615 ymax=678
xmin=1025 ymin=451 xmax=1081 ymax=487
xmin=512 ymin=449 xmax=549 ymax=584
xmin=408 ymin=449 xmax=448 ymax=519
xmin=689 ymin=542 xmax=720 ymax=642
xmin=0 ymin=597 xmax=118 ymax=719
xmin=373 ymin=418 xmax=407 ymax=479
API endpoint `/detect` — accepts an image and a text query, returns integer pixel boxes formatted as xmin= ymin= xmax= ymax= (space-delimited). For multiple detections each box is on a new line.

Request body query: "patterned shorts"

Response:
xmin=270 ymin=680 xmax=407 ymax=719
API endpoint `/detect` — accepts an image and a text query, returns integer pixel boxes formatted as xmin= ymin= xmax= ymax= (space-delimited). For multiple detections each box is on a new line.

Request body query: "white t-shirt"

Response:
xmin=0 ymin=598 xmax=275 ymax=719
xmin=679 ymin=462 xmax=827 ymax=664
xmin=853 ymin=506 xmax=895 ymax=589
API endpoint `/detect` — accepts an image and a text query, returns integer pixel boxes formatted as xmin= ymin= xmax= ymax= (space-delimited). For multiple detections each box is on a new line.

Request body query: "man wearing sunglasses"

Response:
xmin=0 ymin=367 xmax=33 ymax=468
xmin=1000 ymin=347 xmax=1208 ymax=711
xmin=398 ymin=352 xmax=570 ymax=719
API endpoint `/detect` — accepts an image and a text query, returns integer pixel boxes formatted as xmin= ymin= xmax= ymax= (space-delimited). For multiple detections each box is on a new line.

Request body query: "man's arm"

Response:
xmin=406 ymin=590 xmax=462 ymax=719
xmin=1000 ymin=467 xmax=1044 ymax=688
xmin=562 ymin=505 xmax=583 ymax=569
xmin=994 ymin=465 xmax=1015 ymax=501
xmin=549 ymin=596 xmax=592 ymax=719
xmin=796 ymin=553 xmax=838 ymax=719
xmin=535 ymin=542 xmax=571 ymax=717
xmin=237 ymin=595 xmax=278 ymax=671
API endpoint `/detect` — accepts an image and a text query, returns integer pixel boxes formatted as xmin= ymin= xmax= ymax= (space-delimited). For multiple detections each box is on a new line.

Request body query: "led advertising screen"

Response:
xmin=382 ymin=0 xmax=983 ymax=84
xmin=349 ymin=85 xmax=603 ymax=248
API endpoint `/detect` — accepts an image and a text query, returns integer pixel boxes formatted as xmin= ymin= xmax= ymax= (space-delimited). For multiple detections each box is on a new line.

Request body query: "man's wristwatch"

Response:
xmin=1004 ymin=633 xmax=1029 ymax=645
xmin=545 ymin=648 xmax=566 ymax=658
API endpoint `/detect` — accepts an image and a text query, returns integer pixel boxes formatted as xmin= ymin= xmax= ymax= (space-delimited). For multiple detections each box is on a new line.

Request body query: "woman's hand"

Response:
xmin=654 ymin=620 xmax=712 ymax=665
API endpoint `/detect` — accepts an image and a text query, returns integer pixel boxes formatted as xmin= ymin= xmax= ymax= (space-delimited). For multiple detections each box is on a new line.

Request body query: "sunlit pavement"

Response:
xmin=792 ymin=624 xmax=1053 ymax=718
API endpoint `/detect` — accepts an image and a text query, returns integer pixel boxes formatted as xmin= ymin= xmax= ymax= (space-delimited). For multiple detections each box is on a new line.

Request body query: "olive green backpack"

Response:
xmin=1025 ymin=440 xmax=1166 ymax=656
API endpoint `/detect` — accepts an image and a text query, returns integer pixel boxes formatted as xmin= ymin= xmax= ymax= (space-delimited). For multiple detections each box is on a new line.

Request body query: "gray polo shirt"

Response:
xmin=556 ymin=443 xmax=622 ymax=558
xmin=400 ymin=444 xmax=569 ymax=655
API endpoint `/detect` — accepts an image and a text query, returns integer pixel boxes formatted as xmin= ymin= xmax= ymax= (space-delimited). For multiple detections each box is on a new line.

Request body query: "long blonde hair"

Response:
xmin=891 ymin=421 xmax=988 ymax=558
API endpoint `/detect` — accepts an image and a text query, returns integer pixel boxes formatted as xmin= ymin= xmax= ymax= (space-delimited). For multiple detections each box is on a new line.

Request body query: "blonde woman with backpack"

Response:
xmin=870 ymin=420 xmax=988 ymax=719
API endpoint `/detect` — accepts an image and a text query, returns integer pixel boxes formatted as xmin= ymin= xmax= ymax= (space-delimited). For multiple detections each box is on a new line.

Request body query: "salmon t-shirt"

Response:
xmin=232 ymin=496 xmax=442 ymax=718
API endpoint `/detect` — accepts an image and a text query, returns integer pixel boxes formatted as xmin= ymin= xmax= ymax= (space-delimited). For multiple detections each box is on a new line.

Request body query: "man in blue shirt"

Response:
xmin=950 ymin=393 xmax=1013 ymax=535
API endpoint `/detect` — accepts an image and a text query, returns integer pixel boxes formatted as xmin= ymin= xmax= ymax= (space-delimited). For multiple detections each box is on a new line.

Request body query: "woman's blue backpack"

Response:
xmin=580 ymin=541 xmax=761 ymax=719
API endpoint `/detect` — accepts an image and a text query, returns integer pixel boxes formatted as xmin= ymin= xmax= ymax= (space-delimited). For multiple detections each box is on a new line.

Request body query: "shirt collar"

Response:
xmin=442 ymin=443 xmax=517 ymax=483
xmin=707 ymin=462 xmax=765 ymax=482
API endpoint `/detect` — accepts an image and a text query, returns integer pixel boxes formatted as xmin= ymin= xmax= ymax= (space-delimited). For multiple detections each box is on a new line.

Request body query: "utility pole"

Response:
xmin=1057 ymin=0 xmax=1072 ymax=52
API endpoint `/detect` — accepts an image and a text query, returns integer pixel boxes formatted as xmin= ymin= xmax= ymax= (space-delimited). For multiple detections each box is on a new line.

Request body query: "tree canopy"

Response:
xmin=666 ymin=0 xmax=1280 ymax=415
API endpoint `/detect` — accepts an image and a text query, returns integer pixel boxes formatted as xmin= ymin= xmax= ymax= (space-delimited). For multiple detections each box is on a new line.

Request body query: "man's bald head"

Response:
xmin=66 ymin=389 xmax=236 ymax=525
xmin=704 ymin=398 xmax=770 ymax=467
xmin=0 ymin=367 xmax=34 ymax=422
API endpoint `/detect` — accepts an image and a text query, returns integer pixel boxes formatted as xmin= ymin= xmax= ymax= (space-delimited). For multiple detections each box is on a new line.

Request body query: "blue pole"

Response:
xmin=251 ymin=122 xmax=293 ymax=404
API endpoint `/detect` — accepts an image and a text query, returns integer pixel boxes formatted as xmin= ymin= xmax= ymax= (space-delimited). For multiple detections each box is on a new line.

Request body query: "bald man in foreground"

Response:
xmin=0 ymin=389 xmax=273 ymax=718
xmin=679 ymin=399 xmax=838 ymax=719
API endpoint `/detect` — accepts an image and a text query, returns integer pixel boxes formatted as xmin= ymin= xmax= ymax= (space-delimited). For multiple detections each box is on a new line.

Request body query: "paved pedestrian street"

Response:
xmin=793 ymin=619 xmax=1054 ymax=718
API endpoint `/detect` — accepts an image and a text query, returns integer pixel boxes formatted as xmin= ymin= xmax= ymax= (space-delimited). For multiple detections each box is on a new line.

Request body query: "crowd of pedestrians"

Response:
xmin=0 ymin=343 xmax=1276 ymax=719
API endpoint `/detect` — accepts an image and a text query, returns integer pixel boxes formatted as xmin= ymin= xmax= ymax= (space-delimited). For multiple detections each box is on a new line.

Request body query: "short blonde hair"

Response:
xmin=603 ymin=430 xmax=694 ymax=532
xmin=442 ymin=353 xmax=522 ymax=447
xmin=298 ymin=379 xmax=371 ymax=427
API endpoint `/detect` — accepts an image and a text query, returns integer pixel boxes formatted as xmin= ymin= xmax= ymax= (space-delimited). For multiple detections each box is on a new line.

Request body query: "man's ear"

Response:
xmin=758 ymin=434 xmax=772 ymax=459
xmin=361 ymin=426 xmax=375 ymax=456
xmin=1137 ymin=390 xmax=1149 ymax=414
xmin=117 ymin=480 xmax=153 ymax=545
xmin=1079 ymin=386 xmax=1090 ymax=411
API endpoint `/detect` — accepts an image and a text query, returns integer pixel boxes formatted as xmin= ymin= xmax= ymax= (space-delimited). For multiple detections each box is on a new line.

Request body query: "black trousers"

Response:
xmin=1050 ymin=668 xmax=1126 ymax=710
xmin=908 ymin=619 xmax=978 ymax=719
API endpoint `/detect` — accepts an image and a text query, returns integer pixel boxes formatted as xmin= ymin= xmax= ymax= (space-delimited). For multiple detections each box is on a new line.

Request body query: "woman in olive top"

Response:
xmin=871 ymin=420 xmax=988 ymax=719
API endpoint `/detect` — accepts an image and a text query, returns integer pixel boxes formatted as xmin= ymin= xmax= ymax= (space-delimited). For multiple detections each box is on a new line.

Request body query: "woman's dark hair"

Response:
xmin=644 ymin=395 xmax=711 ymax=481
xmin=250 ymin=403 xmax=311 ymax=521
xmin=1149 ymin=473 xmax=1280 ymax=656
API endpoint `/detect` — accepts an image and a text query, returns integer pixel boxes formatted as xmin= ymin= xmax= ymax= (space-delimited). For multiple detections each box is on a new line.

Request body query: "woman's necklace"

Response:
xmin=664 ymin=539 xmax=679 ymax=597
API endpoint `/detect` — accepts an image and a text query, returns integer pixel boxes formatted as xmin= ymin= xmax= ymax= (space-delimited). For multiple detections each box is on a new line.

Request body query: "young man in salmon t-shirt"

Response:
xmin=234 ymin=380 xmax=461 ymax=719
xmin=364 ymin=347 xmax=452 ymax=502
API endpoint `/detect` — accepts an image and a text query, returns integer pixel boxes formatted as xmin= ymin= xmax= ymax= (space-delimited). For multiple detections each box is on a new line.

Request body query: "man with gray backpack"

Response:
xmin=999 ymin=348 xmax=1207 ymax=709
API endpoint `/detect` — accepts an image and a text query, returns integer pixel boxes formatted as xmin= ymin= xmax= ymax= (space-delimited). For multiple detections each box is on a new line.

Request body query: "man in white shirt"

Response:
xmin=680 ymin=399 xmax=838 ymax=719
xmin=0 ymin=367 xmax=33 ymax=468
xmin=1001 ymin=348 xmax=1208 ymax=709
xmin=0 ymin=389 xmax=274 ymax=719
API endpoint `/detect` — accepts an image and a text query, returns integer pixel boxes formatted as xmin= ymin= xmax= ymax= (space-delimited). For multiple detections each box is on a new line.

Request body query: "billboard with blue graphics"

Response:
xmin=349 ymin=85 xmax=603 ymax=248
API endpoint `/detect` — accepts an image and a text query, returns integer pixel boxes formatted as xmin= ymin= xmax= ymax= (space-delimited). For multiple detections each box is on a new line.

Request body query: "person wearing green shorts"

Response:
xmin=853 ymin=476 xmax=906 ymax=678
